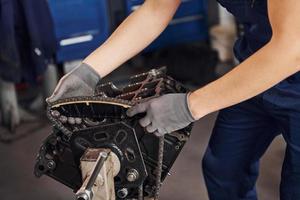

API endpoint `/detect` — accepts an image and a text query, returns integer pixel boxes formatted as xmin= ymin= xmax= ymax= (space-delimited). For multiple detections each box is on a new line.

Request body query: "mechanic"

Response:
xmin=47 ymin=0 xmax=300 ymax=199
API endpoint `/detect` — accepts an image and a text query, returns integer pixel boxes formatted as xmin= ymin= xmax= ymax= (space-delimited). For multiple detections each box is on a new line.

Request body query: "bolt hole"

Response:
xmin=38 ymin=165 xmax=45 ymax=171
xmin=94 ymin=132 xmax=109 ymax=141
xmin=125 ymin=148 xmax=135 ymax=162
xmin=115 ymin=130 xmax=127 ymax=144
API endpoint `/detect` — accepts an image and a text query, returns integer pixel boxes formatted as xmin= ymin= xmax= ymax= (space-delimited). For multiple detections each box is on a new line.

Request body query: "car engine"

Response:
xmin=34 ymin=68 xmax=193 ymax=200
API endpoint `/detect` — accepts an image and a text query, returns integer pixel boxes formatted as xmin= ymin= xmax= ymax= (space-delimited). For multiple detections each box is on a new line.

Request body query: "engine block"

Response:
xmin=34 ymin=68 xmax=193 ymax=199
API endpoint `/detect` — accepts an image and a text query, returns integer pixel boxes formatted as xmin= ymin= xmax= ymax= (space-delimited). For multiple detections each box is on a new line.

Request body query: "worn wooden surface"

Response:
xmin=76 ymin=149 xmax=120 ymax=200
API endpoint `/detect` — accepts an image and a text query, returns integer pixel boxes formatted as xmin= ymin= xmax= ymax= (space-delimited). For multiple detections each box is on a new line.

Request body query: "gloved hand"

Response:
xmin=46 ymin=63 xmax=100 ymax=103
xmin=126 ymin=93 xmax=196 ymax=137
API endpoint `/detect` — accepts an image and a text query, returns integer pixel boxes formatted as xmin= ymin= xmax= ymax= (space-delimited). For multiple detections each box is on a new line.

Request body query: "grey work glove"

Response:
xmin=46 ymin=63 xmax=100 ymax=103
xmin=126 ymin=93 xmax=196 ymax=137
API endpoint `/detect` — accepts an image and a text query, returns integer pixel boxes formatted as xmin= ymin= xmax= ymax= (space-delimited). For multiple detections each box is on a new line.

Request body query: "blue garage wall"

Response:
xmin=48 ymin=0 xmax=209 ymax=62
xmin=48 ymin=0 xmax=111 ymax=62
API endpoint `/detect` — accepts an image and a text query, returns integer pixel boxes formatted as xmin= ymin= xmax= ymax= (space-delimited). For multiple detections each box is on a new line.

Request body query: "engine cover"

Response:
xmin=34 ymin=68 xmax=193 ymax=199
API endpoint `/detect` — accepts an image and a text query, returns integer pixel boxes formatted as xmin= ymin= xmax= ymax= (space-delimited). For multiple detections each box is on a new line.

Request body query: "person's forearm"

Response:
xmin=189 ymin=38 xmax=300 ymax=119
xmin=83 ymin=0 xmax=180 ymax=77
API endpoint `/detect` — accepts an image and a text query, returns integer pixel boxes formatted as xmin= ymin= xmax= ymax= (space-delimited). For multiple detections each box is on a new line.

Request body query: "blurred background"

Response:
xmin=0 ymin=0 xmax=285 ymax=199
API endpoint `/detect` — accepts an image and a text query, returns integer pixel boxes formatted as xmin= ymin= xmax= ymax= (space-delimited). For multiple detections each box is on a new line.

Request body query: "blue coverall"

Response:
xmin=202 ymin=0 xmax=300 ymax=199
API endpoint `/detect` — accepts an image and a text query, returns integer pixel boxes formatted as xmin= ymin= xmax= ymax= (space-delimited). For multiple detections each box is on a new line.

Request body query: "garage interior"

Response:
xmin=0 ymin=0 xmax=289 ymax=200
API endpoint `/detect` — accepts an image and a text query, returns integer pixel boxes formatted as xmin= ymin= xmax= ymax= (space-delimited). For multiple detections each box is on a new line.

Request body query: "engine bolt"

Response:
xmin=117 ymin=188 xmax=128 ymax=198
xmin=126 ymin=169 xmax=139 ymax=182
xmin=47 ymin=160 xmax=56 ymax=170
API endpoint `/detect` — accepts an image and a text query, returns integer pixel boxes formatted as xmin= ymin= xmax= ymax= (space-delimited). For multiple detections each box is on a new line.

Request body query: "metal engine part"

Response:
xmin=34 ymin=67 xmax=193 ymax=199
